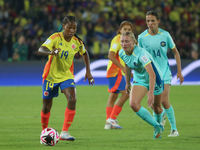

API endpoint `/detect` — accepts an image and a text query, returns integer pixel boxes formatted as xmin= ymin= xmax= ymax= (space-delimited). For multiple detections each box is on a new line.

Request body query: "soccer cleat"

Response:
xmin=59 ymin=131 xmax=75 ymax=141
xmin=161 ymin=109 xmax=166 ymax=127
xmin=168 ymin=130 xmax=179 ymax=137
xmin=104 ymin=123 xmax=112 ymax=129
xmin=106 ymin=118 xmax=122 ymax=129
xmin=153 ymin=125 xmax=164 ymax=139
xmin=104 ymin=123 xmax=118 ymax=129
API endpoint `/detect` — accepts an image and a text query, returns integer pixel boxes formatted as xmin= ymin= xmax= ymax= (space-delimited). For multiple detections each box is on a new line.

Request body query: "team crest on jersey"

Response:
xmin=72 ymin=44 xmax=76 ymax=49
xmin=44 ymin=91 xmax=49 ymax=97
xmin=160 ymin=41 xmax=166 ymax=47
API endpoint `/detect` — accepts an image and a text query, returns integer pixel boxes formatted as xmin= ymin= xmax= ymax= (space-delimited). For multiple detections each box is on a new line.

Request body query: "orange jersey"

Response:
xmin=106 ymin=34 xmax=125 ymax=78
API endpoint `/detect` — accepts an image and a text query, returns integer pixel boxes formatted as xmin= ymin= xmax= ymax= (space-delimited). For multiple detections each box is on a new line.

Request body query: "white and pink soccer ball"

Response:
xmin=40 ymin=127 xmax=59 ymax=146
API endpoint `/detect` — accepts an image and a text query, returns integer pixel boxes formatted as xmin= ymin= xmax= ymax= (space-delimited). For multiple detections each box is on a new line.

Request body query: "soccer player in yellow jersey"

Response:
xmin=38 ymin=15 xmax=94 ymax=142
xmin=105 ymin=21 xmax=133 ymax=129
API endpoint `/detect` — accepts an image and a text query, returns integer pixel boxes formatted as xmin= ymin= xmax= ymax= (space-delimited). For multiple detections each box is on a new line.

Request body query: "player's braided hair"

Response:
xmin=146 ymin=10 xmax=160 ymax=20
xmin=60 ymin=15 xmax=84 ymax=45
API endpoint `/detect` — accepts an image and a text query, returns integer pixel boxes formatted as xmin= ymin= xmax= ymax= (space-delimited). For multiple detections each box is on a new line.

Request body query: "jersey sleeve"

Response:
xmin=139 ymin=49 xmax=151 ymax=67
xmin=138 ymin=35 xmax=143 ymax=48
xmin=109 ymin=35 xmax=121 ymax=53
xmin=78 ymin=43 xmax=86 ymax=55
xmin=166 ymin=32 xmax=175 ymax=49
xmin=42 ymin=33 xmax=59 ymax=51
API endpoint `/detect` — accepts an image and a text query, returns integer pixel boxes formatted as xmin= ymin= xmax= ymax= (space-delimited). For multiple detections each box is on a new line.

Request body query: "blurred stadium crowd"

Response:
xmin=0 ymin=0 xmax=199 ymax=61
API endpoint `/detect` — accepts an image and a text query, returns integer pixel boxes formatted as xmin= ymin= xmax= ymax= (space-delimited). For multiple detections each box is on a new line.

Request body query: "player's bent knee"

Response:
xmin=68 ymin=97 xmax=76 ymax=105
xmin=129 ymin=101 xmax=138 ymax=112
xmin=153 ymin=105 xmax=162 ymax=114
xmin=42 ymin=107 xmax=51 ymax=113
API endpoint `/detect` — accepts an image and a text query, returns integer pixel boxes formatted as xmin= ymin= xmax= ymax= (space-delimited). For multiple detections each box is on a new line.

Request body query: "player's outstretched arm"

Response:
xmin=125 ymin=64 xmax=131 ymax=95
xmin=145 ymin=63 xmax=156 ymax=107
xmin=38 ymin=46 xmax=61 ymax=56
xmin=82 ymin=51 xmax=94 ymax=85
xmin=172 ymin=47 xmax=184 ymax=84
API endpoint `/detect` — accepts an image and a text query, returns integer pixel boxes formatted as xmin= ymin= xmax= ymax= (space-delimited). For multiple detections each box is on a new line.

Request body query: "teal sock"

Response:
xmin=136 ymin=106 xmax=159 ymax=127
xmin=165 ymin=105 xmax=177 ymax=130
xmin=153 ymin=108 xmax=165 ymax=124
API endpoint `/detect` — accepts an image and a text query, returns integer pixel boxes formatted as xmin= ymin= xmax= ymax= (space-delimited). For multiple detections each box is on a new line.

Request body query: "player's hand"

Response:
xmin=177 ymin=72 xmax=184 ymax=85
xmin=51 ymin=48 xmax=61 ymax=56
xmin=84 ymin=72 xmax=95 ymax=85
xmin=147 ymin=93 xmax=154 ymax=107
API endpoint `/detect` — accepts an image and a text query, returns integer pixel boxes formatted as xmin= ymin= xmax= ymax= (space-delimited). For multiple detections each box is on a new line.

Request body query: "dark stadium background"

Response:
xmin=0 ymin=0 xmax=199 ymax=86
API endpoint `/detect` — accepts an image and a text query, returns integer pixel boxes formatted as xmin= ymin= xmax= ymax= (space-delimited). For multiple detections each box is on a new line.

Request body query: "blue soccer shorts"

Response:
xmin=108 ymin=75 xmax=126 ymax=93
xmin=42 ymin=79 xmax=76 ymax=99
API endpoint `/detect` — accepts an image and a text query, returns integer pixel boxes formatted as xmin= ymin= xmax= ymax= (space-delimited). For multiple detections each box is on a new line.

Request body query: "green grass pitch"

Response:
xmin=0 ymin=85 xmax=199 ymax=150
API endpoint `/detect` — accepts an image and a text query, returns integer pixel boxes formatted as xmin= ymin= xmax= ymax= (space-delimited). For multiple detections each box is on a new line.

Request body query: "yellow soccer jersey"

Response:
xmin=42 ymin=32 xmax=86 ymax=83
xmin=106 ymin=34 xmax=125 ymax=78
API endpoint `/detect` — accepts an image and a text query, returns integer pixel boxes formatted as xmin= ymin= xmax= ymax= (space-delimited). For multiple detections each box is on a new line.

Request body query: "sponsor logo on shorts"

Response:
xmin=44 ymin=91 xmax=49 ymax=96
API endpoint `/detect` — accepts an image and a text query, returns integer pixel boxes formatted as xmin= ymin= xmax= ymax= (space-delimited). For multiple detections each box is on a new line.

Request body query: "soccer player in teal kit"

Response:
xmin=119 ymin=31 xmax=164 ymax=139
xmin=138 ymin=10 xmax=184 ymax=137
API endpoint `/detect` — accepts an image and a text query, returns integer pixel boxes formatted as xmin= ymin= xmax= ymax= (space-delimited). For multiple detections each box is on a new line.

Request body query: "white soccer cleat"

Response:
xmin=161 ymin=109 xmax=166 ymax=127
xmin=104 ymin=123 xmax=118 ymax=129
xmin=104 ymin=123 xmax=112 ymax=129
xmin=106 ymin=118 xmax=122 ymax=129
xmin=59 ymin=131 xmax=75 ymax=141
xmin=168 ymin=130 xmax=179 ymax=137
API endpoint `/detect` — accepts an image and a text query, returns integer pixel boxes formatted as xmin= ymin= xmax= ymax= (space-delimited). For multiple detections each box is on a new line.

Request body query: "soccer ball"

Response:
xmin=40 ymin=127 xmax=59 ymax=146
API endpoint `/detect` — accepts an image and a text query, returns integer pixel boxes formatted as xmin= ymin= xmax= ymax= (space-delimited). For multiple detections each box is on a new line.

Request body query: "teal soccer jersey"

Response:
xmin=138 ymin=28 xmax=175 ymax=83
xmin=119 ymin=45 xmax=163 ymax=87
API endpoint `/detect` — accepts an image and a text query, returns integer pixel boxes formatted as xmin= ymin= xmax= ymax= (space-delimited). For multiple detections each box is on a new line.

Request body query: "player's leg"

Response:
xmin=130 ymin=85 xmax=163 ymax=139
xmin=106 ymin=92 xmax=119 ymax=118
xmin=60 ymin=87 xmax=76 ymax=141
xmin=130 ymin=85 xmax=155 ymax=124
xmin=106 ymin=75 xmax=128 ymax=129
xmin=41 ymin=80 xmax=59 ymax=130
xmin=60 ymin=79 xmax=76 ymax=141
xmin=150 ymin=82 xmax=166 ymax=126
xmin=105 ymin=92 xmax=118 ymax=129
xmin=110 ymin=90 xmax=129 ymax=119
xmin=153 ymin=93 xmax=165 ymax=125
xmin=41 ymin=98 xmax=53 ymax=130
xmin=106 ymin=90 xmax=129 ymax=129
xmin=152 ymin=93 xmax=165 ymax=139
xmin=162 ymin=84 xmax=179 ymax=137
xmin=105 ymin=76 xmax=120 ymax=129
